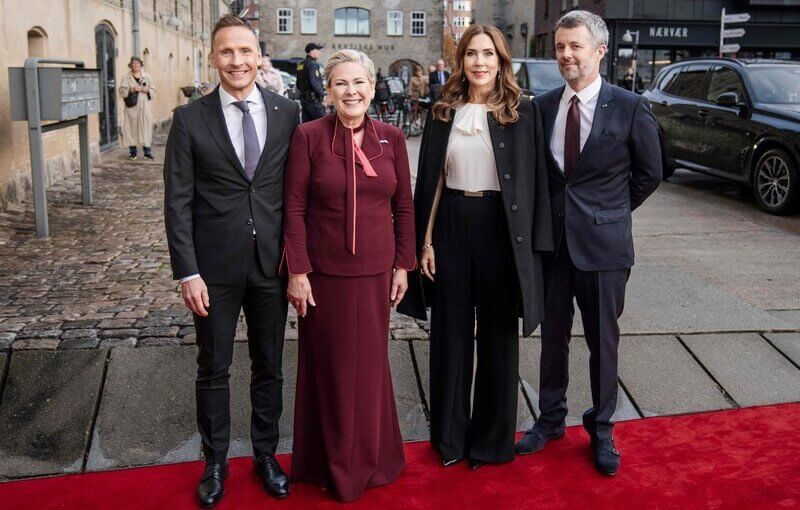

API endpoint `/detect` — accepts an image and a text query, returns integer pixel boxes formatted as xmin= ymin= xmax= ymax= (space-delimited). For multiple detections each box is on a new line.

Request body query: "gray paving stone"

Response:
xmin=681 ymin=333 xmax=800 ymax=407
xmin=764 ymin=333 xmax=800 ymax=366
xmin=99 ymin=338 xmax=137 ymax=349
xmin=551 ymin=266 xmax=795 ymax=337
xmin=0 ymin=333 xmax=13 ymax=352
xmin=229 ymin=342 xmax=298 ymax=457
xmin=59 ymin=338 xmax=101 ymax=350
xmin=0 ymin=349 xmax=106 ymax=477
xmin=413 ymin=340 xmax=534 ymax=432
xmin=767 ymin=310 xmax=800 ymax=328
xmin=86 ymin=346 xmax=201 ymax=470
xmin=618 ymin=335 xmax=732 ymax=416
xmin=519 ymin=337 xmax=640 ymax=427
xmin=388 ymin=342 xmax=429 ymax=441
xmin=0 ymin=353 xmax=6 ymax=397
xmin=12 ymin=339 xmax=60 ymax=350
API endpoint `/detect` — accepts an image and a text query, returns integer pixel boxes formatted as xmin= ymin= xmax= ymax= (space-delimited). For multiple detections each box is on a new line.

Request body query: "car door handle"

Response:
xmin=698 ymin=109 xmax=709 ymax=118
xmin=659 ymin=100 xmax=668 ymax=106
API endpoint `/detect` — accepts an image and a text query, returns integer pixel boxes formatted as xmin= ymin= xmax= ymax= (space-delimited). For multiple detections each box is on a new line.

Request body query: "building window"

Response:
xmin=301 ymin=8 xmax=317 ymax=34
xmin=387 ymin=11 xmax=403 ymax=36
xmin=453 ymin=1 xmax=471 ymax=10
xmin=410 ymin=11 xmax=426 ymax=36
xmin=277 ymin=8 xmax=293 ymax=34
xmin=454 ymin=31 xmax=463 ymax=42
xmin=335 ymin=7 xmax=370 ymax=36
xmin=453 ymin=16 xmax=469 ymax=27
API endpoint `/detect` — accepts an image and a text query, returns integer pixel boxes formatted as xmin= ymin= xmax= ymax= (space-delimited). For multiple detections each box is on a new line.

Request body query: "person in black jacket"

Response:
xmin=514 ymin=10 xmax=661 ymax=477
xmin=399 ymin=24 xmax=552 ymax=471
xmin=163 ymin=15 xmax=300 ymax=507
xmin=296 ymin=42 xmax=326 ymax=122
xmin=428 ymin=59 xmax=450 ymax=101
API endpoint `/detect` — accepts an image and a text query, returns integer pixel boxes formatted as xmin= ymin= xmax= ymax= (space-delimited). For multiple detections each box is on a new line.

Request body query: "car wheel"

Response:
xmin=662 ymin=159 xmax=676 ymax=180
xmin=752 ymin=148 xmax=799 ymax=215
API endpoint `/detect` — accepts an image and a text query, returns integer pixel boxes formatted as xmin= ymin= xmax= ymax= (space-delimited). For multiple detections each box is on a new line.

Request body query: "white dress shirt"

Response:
xmin=219 ymin=84 xmax=268 ymax=167
xmin=180 ymin=85 xmax=268 ymax=284
xmin=445 ymin=103 xmax=501 ymax=192
xmin=550 ymin=75 xmax=602 ymax=173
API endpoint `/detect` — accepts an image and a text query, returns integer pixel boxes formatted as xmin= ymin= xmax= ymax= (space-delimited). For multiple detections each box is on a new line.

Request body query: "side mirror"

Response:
xmin=716 ymin=92 xmax=740 ymax=107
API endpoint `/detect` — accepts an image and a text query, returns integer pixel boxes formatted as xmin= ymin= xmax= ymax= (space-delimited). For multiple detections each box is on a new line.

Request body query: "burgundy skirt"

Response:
xmin=291 ymin=270 xmax=406 ymax=502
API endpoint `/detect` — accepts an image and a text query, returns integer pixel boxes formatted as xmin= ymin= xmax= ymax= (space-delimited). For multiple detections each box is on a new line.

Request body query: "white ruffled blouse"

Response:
xmin=445 ymin=103 xmax=501 ymax=192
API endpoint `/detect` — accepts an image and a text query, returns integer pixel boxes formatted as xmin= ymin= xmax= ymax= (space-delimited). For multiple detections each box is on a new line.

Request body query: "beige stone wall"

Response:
xmin=255 ymin=0 xmax=444 ymax=81
xmin=0 ymin=0 xmax=224 ymax=210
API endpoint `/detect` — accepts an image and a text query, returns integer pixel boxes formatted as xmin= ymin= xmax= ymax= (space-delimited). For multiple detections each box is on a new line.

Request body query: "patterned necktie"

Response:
xmin=564 ymin=95 xmax=580 ymax=179
xmin=232 ymin=100 xmax=260 ymax=181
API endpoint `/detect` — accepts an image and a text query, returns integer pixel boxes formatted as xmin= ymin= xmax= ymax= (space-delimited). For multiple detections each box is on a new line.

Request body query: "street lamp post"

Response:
xmin=621 ymin=29 xmax=639 ymax=92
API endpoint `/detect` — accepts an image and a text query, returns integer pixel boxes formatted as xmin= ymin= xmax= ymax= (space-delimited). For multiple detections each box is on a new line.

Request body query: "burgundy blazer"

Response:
xmin=282 ymin=114 xmax=416 ymax=276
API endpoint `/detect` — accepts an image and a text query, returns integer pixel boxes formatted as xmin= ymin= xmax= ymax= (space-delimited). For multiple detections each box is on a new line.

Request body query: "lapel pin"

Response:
xmin=602 ymin=104 xmax=608 ymax=108
xmin=379 ymin=139 xmax=389 ymax=144
xmin=273 ymin=106 xmax=278 ymax=110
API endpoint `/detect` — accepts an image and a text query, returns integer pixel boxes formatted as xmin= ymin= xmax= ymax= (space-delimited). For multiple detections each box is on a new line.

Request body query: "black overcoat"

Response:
xmin=398 ymin=98 xmax=554 ymax=336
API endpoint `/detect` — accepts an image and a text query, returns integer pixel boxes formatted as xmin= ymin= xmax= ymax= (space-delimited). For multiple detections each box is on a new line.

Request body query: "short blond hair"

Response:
xmin=324 ymin=49 xmax=376 ymax=86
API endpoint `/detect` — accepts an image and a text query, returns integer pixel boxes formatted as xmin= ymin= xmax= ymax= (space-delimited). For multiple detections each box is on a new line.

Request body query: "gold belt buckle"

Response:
xmin=463 ymin=190 xmax=483 ymax=198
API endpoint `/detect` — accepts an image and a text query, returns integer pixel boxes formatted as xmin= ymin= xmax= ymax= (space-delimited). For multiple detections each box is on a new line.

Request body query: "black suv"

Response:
xmin=643 ymin=58 xmax=800 ymax=214
xmin=512 ymin=59 xmax=565 ymax=99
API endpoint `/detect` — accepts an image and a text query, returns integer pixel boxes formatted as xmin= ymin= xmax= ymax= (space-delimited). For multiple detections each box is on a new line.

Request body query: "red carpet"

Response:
xmin=2 ymin=403 xmax=799 ymax=509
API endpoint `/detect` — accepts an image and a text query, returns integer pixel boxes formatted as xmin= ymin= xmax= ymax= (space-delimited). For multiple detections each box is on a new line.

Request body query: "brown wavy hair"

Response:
xmin=432 ymin=24 xmax=521 ymax=125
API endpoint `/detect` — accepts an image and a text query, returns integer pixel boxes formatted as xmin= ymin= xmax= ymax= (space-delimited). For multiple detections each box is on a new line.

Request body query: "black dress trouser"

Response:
xmin=430 ymin=189 xmax=520 ymax=464
xmin=194 ymin=241 xmax=287 ymax=463
xmin=537 ymin=233 xmax=629 ymax=442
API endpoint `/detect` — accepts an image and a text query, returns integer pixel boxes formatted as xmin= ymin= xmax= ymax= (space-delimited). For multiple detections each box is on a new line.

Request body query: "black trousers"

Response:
xmin=537 ymin=233 xmax=629 ymax=442
xmin=429 ymin=190 xmax=520 ymax=464
xmin=300 ymin=100 xmax=326 ymax=123
xmin=194 ymin=242 xmax=287 ymax=463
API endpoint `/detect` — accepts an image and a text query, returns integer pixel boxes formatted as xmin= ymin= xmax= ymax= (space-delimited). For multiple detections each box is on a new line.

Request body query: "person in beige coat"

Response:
xmin=119 ymin=56 xmax=156 ymax=160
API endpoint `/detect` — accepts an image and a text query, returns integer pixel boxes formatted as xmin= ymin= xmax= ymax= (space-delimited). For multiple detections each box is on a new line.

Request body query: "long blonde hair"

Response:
xmin=432 ymin=24 xmax=521 ymax=125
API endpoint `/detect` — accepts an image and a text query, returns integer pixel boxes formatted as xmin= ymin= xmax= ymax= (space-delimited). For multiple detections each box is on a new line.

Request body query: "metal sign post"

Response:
xmin=720 ymin=9 xmax=750 ymax=57
xmin=9 ymin=59 xmax=102 ymax=237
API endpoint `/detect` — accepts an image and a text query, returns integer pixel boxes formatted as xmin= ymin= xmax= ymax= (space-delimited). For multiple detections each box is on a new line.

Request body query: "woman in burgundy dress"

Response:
xmin=282 ymin=49 xmax=416 ymax=502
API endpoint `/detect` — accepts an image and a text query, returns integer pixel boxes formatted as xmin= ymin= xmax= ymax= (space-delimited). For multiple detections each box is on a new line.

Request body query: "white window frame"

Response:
xmin=387 ymin=10 xmax=403 ymax=36
xmin=453 ymin=1 xmax=471 ymax=11
xmin=277 ymin=8 xmax=293 ymax=34
xmin=453 ymin=16 xmax=469 ymax=27
xmin=410 ymin=11 xmax=426 ymax=36
xmin=300 ymin=8 xmax=317 ymax=34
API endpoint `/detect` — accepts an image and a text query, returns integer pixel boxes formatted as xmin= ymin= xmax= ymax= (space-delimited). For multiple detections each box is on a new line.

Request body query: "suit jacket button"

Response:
xmin=511 ymin=204 xmax=518 ymax=211
xmin=250 ymin=186 xmax=256 ymax=192
xmin=246 ymin=218 xmax=254 ymax=225
xmin=516 ymin=236 xmax=523 ymax=243
xmin=499 ymin=142 xmax=505 ymax=149
xmin=503 ymin=174 xmax=511 ymax=180
xmin=558 ymin=212 xmax=564 ymax=218
xmin=565 ymin=183 xmax=570 ymax=189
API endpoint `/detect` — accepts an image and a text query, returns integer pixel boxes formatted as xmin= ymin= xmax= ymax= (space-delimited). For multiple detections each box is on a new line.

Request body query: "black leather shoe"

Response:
xmin=590 ymin=438 xmax=621 ymax=476
xmin=197 ymin=461 xmax=228 ymax=508
xmin=469 ymin=459 xmax=485 ymax=471
xmin=442 ymin=457 xmax=463 ymax=467
xmin=515 ymin=424 xmax=566 ymax=455
xmin=254 ymin=454 xmax=290 ymax=499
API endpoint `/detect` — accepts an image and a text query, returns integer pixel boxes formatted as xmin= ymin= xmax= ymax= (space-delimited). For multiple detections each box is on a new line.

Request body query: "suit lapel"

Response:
xmin=541 ymin=87 xmax=565 ymax=183
xmin=574 ymin=81 xmax=615 ymax=175
xmin=253 ymin=86 xmax=279 ymax=180
xmin=200 ymin=87 xmax=249 ymax=182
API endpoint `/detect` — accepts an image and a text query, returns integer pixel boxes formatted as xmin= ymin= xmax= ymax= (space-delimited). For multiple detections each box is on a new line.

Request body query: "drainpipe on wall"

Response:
xmin=133 ymin=0 xmax=141 ymax=58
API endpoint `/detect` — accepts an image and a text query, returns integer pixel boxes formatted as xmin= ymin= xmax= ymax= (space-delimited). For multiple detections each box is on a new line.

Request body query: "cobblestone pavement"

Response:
xmin=0 ymin=135 xmax=429 ymax=353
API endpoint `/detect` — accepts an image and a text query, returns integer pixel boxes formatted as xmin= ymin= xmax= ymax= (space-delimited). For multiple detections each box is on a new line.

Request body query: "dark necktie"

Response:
xmin=564 ymin=95 xmax=580 ymax=179
xmin=232 ymin=100 xmax=259 ymax=181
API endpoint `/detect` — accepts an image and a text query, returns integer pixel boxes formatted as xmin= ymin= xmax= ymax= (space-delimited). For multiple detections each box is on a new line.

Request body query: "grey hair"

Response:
xmin=555 ymin=10 xmax=609 ymax=48
xmin=324 ymin=49 xmax=377 ymax=86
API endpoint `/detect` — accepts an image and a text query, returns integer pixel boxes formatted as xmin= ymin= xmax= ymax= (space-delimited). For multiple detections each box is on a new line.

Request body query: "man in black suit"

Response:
xmin=515 ymin=10 xmax=661 ymax=476
xmin=428 ymin=59 xmax=450 ymax=101
xmin=164 ymin=14 xmax=299 ymax=507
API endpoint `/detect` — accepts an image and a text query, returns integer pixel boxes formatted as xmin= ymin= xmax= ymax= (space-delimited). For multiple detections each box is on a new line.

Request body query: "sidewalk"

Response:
xmin=1 ymin=134 xmax=799 ymax=481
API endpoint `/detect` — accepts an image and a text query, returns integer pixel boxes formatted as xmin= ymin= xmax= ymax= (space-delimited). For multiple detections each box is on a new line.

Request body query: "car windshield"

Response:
xmin=748 ymin=65 xmax=800 ymax=104
xmin=526 ymin=62 xmax=564 ymax=94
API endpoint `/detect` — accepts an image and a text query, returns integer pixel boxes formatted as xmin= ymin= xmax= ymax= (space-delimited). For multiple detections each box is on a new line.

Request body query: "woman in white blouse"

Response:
xmin=399 ymin=24 xmax=553 ymax=470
